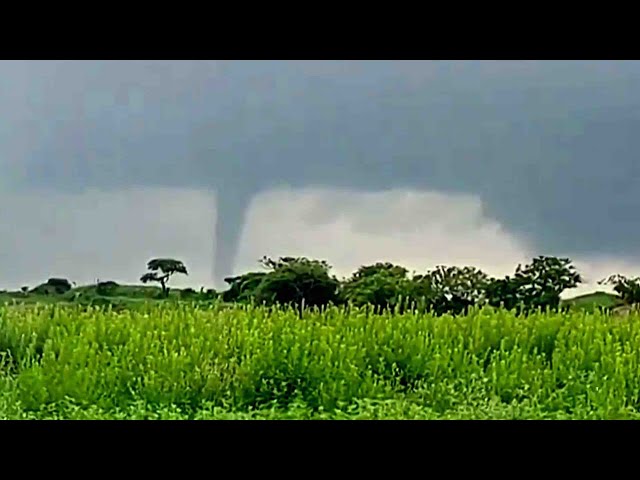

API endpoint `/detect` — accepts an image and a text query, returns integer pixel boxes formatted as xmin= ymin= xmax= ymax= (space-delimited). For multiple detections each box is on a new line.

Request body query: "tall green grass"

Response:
xmin=1 ymin=302 xmax=640 ymax=419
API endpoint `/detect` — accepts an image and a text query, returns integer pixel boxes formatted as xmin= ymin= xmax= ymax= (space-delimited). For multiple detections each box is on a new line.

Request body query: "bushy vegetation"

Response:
xmin=2 ymin=303 xmax=640 ymax=419
xmin=30 ymin=278 xmax=73 ymax=295
xmin=0 ymin=254 xmax=632 ymax=315
xmin=212 ymin=254 xmax=587 ymax=316
xmin=95 ymin=281 xmax=119 ymax=297
xmin=340 ymin=262 xmax=412 ymax=312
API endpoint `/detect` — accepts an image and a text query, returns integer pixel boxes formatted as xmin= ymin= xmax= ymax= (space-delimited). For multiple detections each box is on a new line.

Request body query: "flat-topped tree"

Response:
xmin=140 ymin=258 xmax=188 ymax=298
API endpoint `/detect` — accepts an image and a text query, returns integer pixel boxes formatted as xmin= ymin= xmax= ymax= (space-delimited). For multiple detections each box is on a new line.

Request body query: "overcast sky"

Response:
xmin=2 ymin=60 xmax=640 ymax=294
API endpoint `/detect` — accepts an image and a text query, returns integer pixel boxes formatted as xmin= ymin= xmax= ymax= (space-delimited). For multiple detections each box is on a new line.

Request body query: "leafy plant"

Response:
xmin=253 ymin=256 xmax=340 ymax=313
xmin=410 ymin=265 xmax=490 ymax=315
xmin=484 ymin=275 xmax=523 ymax=311
xmin=221 ymin=272 xmax=267 ymax=303
xmin=340 ymin=262 xmax=411 ymax=312
xmin=514 ymin=256 xmax=582 ymax=312
xmin=30 ymin=278 xmax=73 ymax=295
xmin=2 ymin=302 xmax=640 ymax=419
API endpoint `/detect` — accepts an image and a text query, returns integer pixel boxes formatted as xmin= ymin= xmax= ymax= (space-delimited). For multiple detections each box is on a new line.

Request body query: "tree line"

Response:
xmin=11 ymin=255 xmax=640 ymax=316
xmin=219 ymin=255 xmax=583 ymax=315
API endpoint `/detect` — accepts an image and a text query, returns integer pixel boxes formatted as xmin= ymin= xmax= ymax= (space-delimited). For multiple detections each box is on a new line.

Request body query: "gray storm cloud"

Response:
xmin=2 ymin=60 xmax=640 ymax=286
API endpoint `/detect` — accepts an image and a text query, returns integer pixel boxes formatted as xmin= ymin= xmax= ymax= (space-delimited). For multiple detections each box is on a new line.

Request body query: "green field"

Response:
xmin=2 ymin=301 xmax=640 ymax=419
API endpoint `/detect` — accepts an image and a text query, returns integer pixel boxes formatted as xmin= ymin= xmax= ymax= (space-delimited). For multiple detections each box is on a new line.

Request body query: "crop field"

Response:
xmin=1 ymin=302 xmax=640 ymax=419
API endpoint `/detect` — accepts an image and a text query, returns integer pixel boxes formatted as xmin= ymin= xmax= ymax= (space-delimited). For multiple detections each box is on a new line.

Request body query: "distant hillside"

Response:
xmin=0 ymin=282 xmax=219 ymax=311
xmin=561 ymin=291 xmax=623 ymax=312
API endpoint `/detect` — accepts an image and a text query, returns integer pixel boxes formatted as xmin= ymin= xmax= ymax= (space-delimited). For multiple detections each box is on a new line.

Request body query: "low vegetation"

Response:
xmin=2 ymin=254 xmax=639 ymax=419
xmin=2 ymin=303 xmax=640 ymax=419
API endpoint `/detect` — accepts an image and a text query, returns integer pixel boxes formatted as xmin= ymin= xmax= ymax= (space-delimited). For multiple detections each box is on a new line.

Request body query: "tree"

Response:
xmin=253 ymin=256 xmax=340 ymax=313
xmin=140 ymin=258 xmax=188 ymax=297
xmin=20 ymin=286 xmax=29 ymax=295
xmin=340 ymin=262 xmax=411 ymax=311
xmin=221 ymin=272 xmax=267 ymax=303
xmin=409 ymin=265 xmax=490 ymax=315
xmin=484 ymin=275 xmax=523 ymax=311
xmin=513 ymin=256 xmax=582 ymax=312
xmin=350 ymin=262 xmax=409 ymax=281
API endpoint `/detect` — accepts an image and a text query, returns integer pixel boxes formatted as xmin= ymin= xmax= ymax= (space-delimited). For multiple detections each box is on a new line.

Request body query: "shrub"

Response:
xmin=31 ymin=278 xmax=72 ymax=295
xmin=96 ymin=281 xmax=119 ymax=297
xmin=484 ymin=276 xmax=523 ymax=311
xmin=340 ymin=262 xmax=411 ymax=311
xmin=253 ymin=256 xmax=340 ymax=312
xmin=180 ymin=288 xmax=197 ymax=299
xmin=204 ymin=289 xmax=218 ymax=300
xmin=409 ymin=266 xmax=490 ymax=315
xmin=221 ymin=272 xmax=267 ymax=303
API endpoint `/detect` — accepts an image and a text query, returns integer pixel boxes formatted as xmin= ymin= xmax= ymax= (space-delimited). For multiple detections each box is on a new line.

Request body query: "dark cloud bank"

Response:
xmin=2 ymin=61 xmax=640 ymax=286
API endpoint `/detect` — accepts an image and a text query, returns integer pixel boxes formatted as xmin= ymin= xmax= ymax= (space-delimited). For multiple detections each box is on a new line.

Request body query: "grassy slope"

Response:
xmin=560 ymin=291 xmax=622 ymax=312
xmin=0 ymin=284 xmax=218 ymax=311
